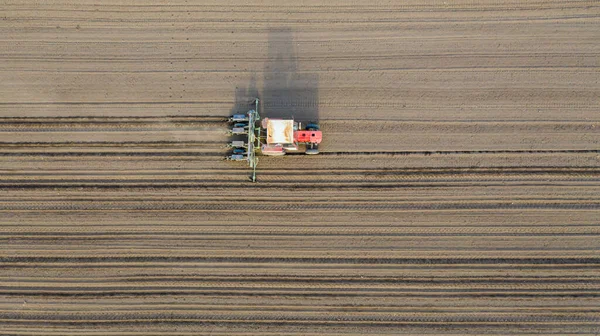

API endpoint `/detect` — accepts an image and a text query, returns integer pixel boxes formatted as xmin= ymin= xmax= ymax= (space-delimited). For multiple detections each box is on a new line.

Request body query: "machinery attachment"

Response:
xmin=227 ymin=98 xmax=322 ymax=182
xmin=227 ymin=98 xmax=260 ymax=181
xmin=228 ymin=114 xmax=249 ymax=122
xmin=227 ymin=140 xmax=247 ymax=148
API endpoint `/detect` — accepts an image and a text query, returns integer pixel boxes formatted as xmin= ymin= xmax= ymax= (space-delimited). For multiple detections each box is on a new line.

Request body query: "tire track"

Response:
xmin=1 ymin=199 xmax=599 ymax=211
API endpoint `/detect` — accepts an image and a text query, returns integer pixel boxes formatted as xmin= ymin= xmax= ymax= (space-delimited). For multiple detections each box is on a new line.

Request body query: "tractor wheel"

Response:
xmin=305 ymin=143 xmax=319 ymax=155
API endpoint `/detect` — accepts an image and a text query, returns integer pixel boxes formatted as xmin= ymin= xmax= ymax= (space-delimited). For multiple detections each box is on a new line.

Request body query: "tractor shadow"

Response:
xmin=229 ymin=73 xmax=258 ymax=116
xmin=262 ymin=27 xmax=319 ymax=123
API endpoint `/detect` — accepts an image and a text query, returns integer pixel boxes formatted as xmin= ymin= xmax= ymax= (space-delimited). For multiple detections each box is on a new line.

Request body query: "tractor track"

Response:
xmin=5 ymin=1 xmax=598 ymax=12
xmin=1 ymin=167 xmax=599 ymax=189
xmin=321 ymin=149 xmax=600 ymax=156
xmin=0 ymin=149 xmax=597 ymax=156
xmin=2 ymin=166 xmax=599 ymax=176
xmin=2 ymin=199 xmax=600 ymax=211
xmin=1 ymin=181 xmax=599 ymax=190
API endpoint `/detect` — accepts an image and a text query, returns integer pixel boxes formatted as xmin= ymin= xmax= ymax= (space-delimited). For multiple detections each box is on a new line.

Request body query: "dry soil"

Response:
xmin=1 ymin=1 xmax=599 ymax=334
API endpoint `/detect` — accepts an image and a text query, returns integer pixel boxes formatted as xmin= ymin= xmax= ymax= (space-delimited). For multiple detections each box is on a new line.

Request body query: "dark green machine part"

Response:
xmin=246 ymin=98 xmax=261 ymax=182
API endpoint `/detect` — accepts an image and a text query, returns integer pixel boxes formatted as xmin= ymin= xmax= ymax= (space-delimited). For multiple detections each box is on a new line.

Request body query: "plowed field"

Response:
xmin=1 ymin=1 xmax=599 ymax=334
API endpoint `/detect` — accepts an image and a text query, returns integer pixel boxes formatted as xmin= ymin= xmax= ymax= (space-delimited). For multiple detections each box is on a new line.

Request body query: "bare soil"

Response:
xmin=1 ymin=1 xmax=599 ymax=334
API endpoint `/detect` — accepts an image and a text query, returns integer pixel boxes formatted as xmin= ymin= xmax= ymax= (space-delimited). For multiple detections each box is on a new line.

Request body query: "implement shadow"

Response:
xmin=228 ymin=74 xmax=258 ymax=147
xmin=229 ymin=74 xmax=258 ymax=116
xmin=262 ymin=28 xmax=319 ymax=123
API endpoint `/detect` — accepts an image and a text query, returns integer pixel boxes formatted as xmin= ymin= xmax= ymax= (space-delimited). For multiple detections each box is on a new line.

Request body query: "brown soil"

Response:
xmin=1 ymin=1 xmax=599 ymax=334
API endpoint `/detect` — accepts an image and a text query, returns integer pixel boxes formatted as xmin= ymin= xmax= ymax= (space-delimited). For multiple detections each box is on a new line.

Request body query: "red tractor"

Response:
xmin=259 ymin=118 xmax=322 ymax=156
xmin=227 ymin=98 xmax=322 ymax=181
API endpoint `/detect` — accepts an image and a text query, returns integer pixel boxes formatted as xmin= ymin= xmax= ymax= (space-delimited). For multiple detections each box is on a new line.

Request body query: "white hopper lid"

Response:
xmin=266 ymin=119 xmax=294 ymax=144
